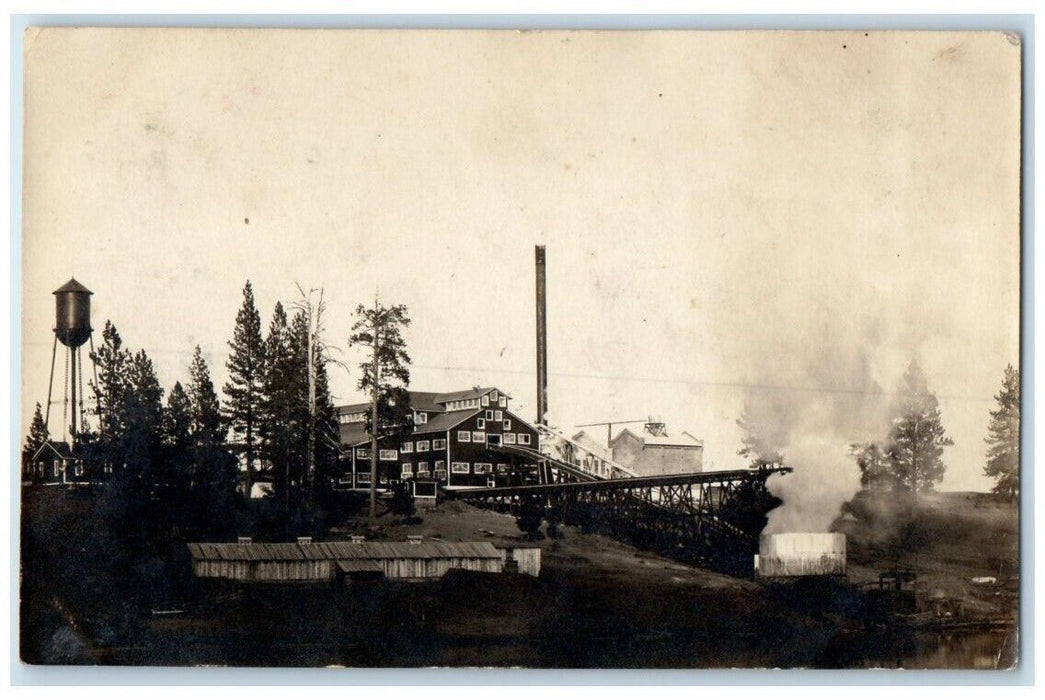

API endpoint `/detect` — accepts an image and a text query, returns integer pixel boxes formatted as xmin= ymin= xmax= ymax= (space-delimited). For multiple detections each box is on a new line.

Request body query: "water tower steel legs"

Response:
xmin=70 ymin=343 xmax=77 ymax=439
xmin=45 ymin=335 xmax=57 ymax=429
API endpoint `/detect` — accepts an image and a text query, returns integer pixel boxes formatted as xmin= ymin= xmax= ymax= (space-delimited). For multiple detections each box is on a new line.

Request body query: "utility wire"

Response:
xmin=411 ymin=363 xmax=995 ymax=403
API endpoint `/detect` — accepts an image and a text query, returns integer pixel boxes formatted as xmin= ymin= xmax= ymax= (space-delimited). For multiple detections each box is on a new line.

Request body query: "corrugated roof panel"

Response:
xmin=187 ymin=540 xmax=503 ymax=562
xmin=411 ymin=409 xmax=479 ymax=435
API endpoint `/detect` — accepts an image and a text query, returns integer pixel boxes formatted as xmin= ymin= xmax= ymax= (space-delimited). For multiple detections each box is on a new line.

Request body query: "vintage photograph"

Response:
xmin=19 ymin=28 xmax=1021 ymax=669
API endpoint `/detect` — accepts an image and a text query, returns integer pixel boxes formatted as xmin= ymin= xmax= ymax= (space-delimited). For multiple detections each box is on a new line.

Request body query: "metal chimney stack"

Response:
xmin=535 ymin=246 xmax=548 ymax=425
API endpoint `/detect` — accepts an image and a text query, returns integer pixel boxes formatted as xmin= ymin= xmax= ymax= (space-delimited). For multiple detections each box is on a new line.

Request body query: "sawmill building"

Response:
xmin=336 ymin=387 xmax=540 ymax=491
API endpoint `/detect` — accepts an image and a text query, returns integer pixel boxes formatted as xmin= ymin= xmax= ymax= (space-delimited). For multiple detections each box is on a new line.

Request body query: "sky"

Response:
xmin=21 ymin=29 xmax=1021 ymax=493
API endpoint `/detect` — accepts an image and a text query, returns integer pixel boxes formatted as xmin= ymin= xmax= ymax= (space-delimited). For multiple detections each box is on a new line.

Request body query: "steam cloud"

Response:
xmin=740 ymin=338 xmax=900 ymax=535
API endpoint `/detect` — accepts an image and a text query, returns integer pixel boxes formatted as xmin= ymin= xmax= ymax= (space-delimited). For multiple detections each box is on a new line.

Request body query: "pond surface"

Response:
xmin=824 ymin=627 xmax=1018 ymax=670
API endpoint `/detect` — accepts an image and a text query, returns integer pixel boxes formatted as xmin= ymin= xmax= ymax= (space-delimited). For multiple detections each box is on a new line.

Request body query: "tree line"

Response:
xmin=737 ymin=360 xmax=1020 ymax=499
xmin=23 ymin=281 xmax=348 ymax=540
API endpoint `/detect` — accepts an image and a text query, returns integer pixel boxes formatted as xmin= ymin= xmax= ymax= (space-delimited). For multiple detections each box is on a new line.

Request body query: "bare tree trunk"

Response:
xmin=369 ymin=296 xmax=380 ymax=519
xmin=306 ymin=312 xmax=316 ymax=509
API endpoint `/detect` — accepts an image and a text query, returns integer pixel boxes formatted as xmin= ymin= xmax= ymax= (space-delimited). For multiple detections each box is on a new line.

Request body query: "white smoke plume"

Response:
xmin=738 ymin=340 xmax=900 ymax=535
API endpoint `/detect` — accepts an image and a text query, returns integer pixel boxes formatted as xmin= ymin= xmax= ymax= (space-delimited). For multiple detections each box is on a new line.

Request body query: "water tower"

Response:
xmin=46 ymin=278 xmax=96 ymax=443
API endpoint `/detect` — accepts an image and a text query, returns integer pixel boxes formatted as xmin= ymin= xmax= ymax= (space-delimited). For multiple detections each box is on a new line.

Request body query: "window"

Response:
xmin=401 ymin=463 xmax=413 ymax=477
xmin=494 ymin=410 xmax=503 ymax=422
xmin=451 ymin=462 xmax=470 ymax=474
xmin=485 ymin=410 xmax=494 ymax=420
xmin=503 ymin=433 xmax=517 ymax=445
xmin=472 ymin=431 xmax=485 ymax=442
xmin=379 ymin=449 xmax=397 ymax=461
xmin=491 ymin=390 xmax=499 ymax=401
xmin=496 ymin=463 xmax=508 ymax=474
xmin=499 ymin=396 xmax=506 ymax=408
xmin=418 ymin=461 xmax=429 ymax=476
xmin=433 ymin=439 xmax=446 ymax=450
xmin=415 ymin=412 xmax=428 ymax=424
xmin=477 ymin=418 xmax=485 ymax=429
xmin=338 ymin=475 xmax=352 ymax=484
xmin=357 ymin=473 xmax=371 ymax=484
xmin=417 ymin=440 xmax=430 ymax=452
xmin=474 ymin=463 xmax=493 ymax=474
xmin=402 ymin=442 xmax=413 ymax=453
xmin=434 ymin=468 xmax=447 ymax=480
xmin=518 ymin=434 xmax=531 ymax=445
xmin=458 ymin=430 xmax=471 ymax=442
xmin=482 ymin=394 xmax=489 ymax=406
xmin=503 ymin=419 xmax=512 ymax=430
xmin=356 ymin=447 xmax=370 ymax=458
xmin=435 ymin=460 xmax=445 ymax=470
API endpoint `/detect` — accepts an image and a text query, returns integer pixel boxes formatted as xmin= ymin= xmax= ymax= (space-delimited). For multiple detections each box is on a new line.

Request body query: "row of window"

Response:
xmin=476 ymin=417 xmax=511 ymax=430
xmin=402 ymin=460 xmax=446 ymax=478
xmin=451 ymin=462 xmax=501 ymax=474
xmin=397 ymin=463 xmax=520 ymax=480
xmin=339 ymin=412 xmax=365 ymax=425
xmin=354 ymin=432 xmax=532 ymax=460
xmin=348 ymin=461 xmax=540 ymax=484
xmin=402 ymin=438 xmax=446 ymax=453
xmin=457 ymin=430 xmax=530 ymax=445
xmin=445 ymin=398 xmax=481 ymax=411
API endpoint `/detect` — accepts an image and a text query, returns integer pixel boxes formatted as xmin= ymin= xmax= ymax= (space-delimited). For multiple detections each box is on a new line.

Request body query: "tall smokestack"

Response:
xmin=535 ymin=245 xmax=548 ymax=425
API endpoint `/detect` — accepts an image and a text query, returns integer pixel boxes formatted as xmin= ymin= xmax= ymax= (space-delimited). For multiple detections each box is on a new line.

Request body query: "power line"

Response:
xmin=411 ymin=363 xmax=995 ymax=403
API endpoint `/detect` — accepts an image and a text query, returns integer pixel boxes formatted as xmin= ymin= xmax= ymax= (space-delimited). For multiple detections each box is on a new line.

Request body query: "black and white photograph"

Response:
xmin=18 ymin=26 xmax=1022 ymax=670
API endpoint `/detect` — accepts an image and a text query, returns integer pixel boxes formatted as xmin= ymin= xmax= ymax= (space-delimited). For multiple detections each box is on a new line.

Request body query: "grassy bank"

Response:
xmin=20 ymin=485 xmax=1019 ymax=668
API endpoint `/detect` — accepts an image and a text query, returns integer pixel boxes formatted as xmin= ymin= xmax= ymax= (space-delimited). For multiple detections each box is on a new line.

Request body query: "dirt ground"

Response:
xmin=19 ymin=486 xmax=1021 ymax=669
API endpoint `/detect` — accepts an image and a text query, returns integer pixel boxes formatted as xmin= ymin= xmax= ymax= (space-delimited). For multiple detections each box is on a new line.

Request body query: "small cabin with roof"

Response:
xmin=24 ymin=440 xmax=83 ymax=485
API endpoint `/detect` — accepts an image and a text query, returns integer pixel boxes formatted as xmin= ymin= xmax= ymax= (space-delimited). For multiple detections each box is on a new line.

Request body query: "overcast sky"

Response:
xmin=21 ymin=29 xmax=1021 ymax=492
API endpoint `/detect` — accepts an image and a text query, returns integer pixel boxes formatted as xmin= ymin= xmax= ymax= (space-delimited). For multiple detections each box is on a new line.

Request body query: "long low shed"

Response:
xmin=188 ymin=540 xmax=540 ymax=582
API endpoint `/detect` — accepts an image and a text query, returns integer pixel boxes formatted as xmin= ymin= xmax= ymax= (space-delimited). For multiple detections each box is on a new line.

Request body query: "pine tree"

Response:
xmin=736 ymin=400 xmax=787 ymax=469
xmin=887 ymin=361 xmax=953 ymax=492
xmin=223 ymin=281 xmax=265 ymax=500
xmin=188 ymin=346 xmax=237 ymax=536
xmin=850 ymin=441 xmax=893 ymax=490
xmin=123 ymin=349 xmax=164 ymax=486
xmin=25 ymin=402 xmax=49 ymax=455
xmin=23 ymin=403 xmax=50 ymax=482
xmin=313 ymin=357 xmax=341 ymax=497
xmin=158 ymin=381 xmax=194 ymax=533
xmin=348 ymin=297 xmax=412 ymax=518
xmin=984 ymin=364 xmax=1020 ymax=500
xmin=162 ymin=382 xmax=193 ymax=481
xmin=261 ymin=302 xmax=296 ymax=509
xmin=90 ymin=320 xmax=131 ymax=447
xmin=189 ymin=346 xmax=224 ymax=446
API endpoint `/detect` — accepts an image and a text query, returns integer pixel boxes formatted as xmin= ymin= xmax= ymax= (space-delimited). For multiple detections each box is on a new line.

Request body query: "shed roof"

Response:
xmin=188 ymin=540 xmax=503 ymax=562
xmin=337 ymin=391 xmax=457 ymax=418
xmin=338 ymin=403 xmax=369 ymax=416
xmin=408 ymin=392 xmax=446 ymax=413
xmin=31 ymin=440 xmax=73 ymax=462
xmin=433 ymin=387 xmax=496 ymax=404
xmin=411 ymin=409 xmax=479 ymax=435
xmin=339 ymin=423 xmax=371 ymax=447
xmin=610 ymin=427 xmax=703 ymax=448
xmin=643 ymin=431 xmax=703 ymax=447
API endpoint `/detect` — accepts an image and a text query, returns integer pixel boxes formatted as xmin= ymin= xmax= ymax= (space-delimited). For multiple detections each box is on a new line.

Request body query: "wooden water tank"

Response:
xmin=53 ymin=278 xmax=93 ymax=348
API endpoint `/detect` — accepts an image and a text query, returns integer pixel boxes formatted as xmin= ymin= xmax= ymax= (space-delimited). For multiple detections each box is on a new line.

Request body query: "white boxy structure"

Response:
xmin=755 ymin=533 xmax=846 ymax=578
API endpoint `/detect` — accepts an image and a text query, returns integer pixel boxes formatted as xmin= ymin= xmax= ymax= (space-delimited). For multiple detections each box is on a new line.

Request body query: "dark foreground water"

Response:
xmin=821 ymin=627 xmax=1018 ymax=670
